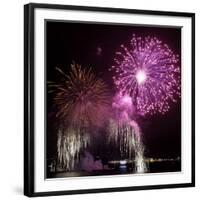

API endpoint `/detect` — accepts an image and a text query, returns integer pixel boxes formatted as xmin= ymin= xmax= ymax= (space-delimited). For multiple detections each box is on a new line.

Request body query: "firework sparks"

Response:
xmin=108 ymin=93 xmax=147 ymax=173
xmin=111 ymin=34 xmax=181 ymax=115
xmin=108 ymin=119 xmax=147 ymax=173
xmin=51 ymin=63 xmax=111 ymax=127
xmin=57 ymin=127 xmax=90 ymax=170
xmin=50 ymin=63 xmax=110 ymax=170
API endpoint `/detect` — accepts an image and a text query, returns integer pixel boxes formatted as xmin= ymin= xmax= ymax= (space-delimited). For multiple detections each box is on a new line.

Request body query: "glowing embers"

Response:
xmin=136 ymin=69 xmax=147 ymax=85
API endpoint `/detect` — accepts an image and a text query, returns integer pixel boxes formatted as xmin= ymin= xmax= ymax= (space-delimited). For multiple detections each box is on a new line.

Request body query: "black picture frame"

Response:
xmin=24 ymin=3 xmax=195 ymax=197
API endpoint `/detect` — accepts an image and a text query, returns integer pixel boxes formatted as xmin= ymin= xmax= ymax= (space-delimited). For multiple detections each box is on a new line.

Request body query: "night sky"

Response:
xmin=46 ymin=21 xmax=181 ymax=162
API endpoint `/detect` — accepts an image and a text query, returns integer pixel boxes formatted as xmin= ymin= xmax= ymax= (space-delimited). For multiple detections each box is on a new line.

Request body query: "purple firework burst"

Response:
xmin=111 ymin=34 xmax=181 ymax=115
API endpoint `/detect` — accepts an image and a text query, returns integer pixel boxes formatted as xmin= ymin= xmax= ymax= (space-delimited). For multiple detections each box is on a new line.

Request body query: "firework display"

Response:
xmin=24 ymin=6 xmax=194 ymax=196
xmin=47 ymin=23 xmax=181 ymax=178
xmin=49 ymin=63 xmax=110 ymax=170
xmin=52 ymin=63 xmax=110 ymax=127
xmin=111 ymin=34 xmax=181 ymax=115
xmin=108 ymin=93 xmax=147 ymax=173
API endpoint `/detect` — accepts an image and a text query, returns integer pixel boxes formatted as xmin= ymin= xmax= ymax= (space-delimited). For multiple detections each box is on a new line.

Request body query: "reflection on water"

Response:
xmin=47 ymin=159 xmax=181 ymax=178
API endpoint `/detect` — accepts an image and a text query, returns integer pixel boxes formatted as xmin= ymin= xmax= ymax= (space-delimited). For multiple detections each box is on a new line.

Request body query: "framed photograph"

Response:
xmin=24 ymin=3 xmax=195 ymax=197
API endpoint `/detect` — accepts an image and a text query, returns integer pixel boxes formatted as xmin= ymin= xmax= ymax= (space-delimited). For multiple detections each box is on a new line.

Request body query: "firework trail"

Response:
xmin=50 ymin=63 xmax=110 ymax=170
xmin=111 ymin=34 xmax=181 ymax=116
xmin=108 ymin=93 xmax=147 ymax=173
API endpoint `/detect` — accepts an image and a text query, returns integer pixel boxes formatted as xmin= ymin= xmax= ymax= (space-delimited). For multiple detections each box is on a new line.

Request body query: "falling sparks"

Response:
xmin=108 ymin=119 xmax=147 ymax=173
xmin=57 ymin=127 xmax=90 ymax=170
xmin=111 ymin=34 xmax=181 ymax=116
xmin=108 ymin=93 xmax=147 ymax=173
xmin=50 ymin=63 xmax=110 ymax=170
